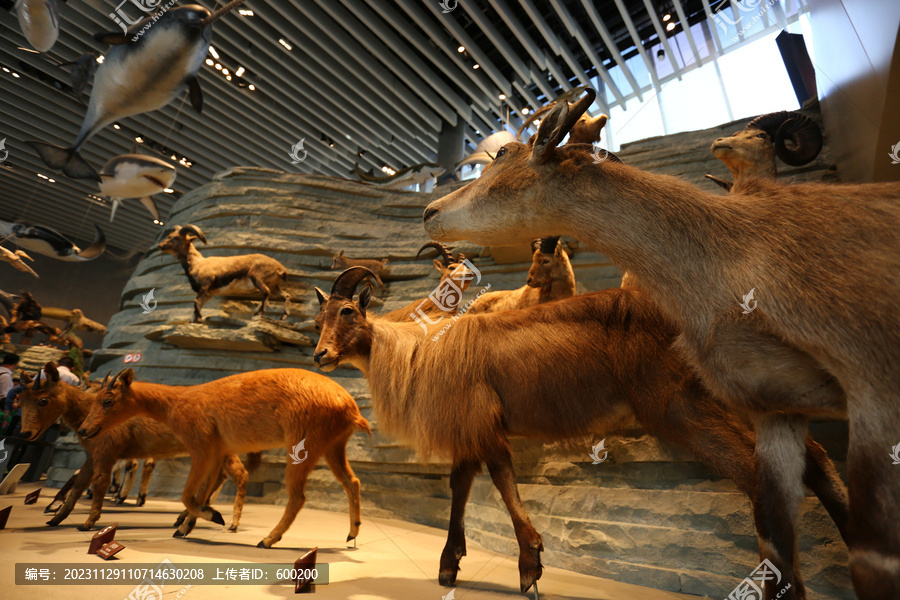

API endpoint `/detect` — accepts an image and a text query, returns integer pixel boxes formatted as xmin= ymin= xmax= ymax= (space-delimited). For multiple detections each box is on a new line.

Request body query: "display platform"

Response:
xmin=0 ymin=482 xmax=692 ymax=600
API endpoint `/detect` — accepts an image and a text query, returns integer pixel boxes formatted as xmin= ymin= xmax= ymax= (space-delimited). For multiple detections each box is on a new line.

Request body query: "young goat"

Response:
xmin=76 ymin=368 xmax=370 ymax=548
xmin=313 ymin=268 xmax=849 ymax=598
xmin=158 ymin=224 xmax=291 ymax=323
xmin=707 ymin=111 xmax=823 ymax=190
xmin=467 ymin=237 xmax=575 ymax=315
xmin=423 ymin=88 xmax=900 ymax=600
xmin=18 ymin=364 xmax=254 ymax=532
xmin=331 ymin=249 xmax=388 ymax=288
xmin=381 ymin=242 xmax=473 ymax=322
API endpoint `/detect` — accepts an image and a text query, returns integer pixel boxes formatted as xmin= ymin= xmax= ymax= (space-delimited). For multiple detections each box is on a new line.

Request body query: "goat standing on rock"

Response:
xmin=159 ymin=224 xmax=291 ymax=323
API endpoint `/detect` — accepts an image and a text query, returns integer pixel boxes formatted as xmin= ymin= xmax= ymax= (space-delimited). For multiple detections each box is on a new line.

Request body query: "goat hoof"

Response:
xmin=256 ymin=540 xmax=270 ymax=548
xmin=77 ymin=523 xmax=94 ymax=532
xmin=438 ymin=569 xmax=459 ymax=587
xmin=46 ymin=519 xmax=61 ymax=527
xmin=44 ymin=503 xmax=61 ymax=514
xmin=173 ymin=530 xmax=186 ymax=538
xmin=210 ymin=510 xmax=225 ymax=525
xmin=115 ymin=496 xmax=126 ymax=506
xmin=136 ymin=494 xmax=147 ymax=507
xmin=227 ymin=525 xmax=238 ymax=533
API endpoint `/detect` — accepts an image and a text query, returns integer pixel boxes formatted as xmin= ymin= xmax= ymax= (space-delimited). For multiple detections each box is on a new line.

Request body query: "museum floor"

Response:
xmin=0 ymin=482 xmax=694 ymax=600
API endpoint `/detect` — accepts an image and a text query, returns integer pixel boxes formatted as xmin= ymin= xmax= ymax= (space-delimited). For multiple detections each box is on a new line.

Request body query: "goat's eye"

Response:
xmin=37 ymin=398 xmax=48 ymax=407
xmin=542 ymin=259 xmax=550 ymax=265
xmin=757 ymin=133 xmax=767 ymax=139
xmin=340 ymin=307 xmax=354 ymax=316
xmin=103 ymin=399 xmax=113 ymax=408
xmin=314 ymin=324 xmax=320 ymax=331
xmin=496 ymin=147 xmax=508 ymax=158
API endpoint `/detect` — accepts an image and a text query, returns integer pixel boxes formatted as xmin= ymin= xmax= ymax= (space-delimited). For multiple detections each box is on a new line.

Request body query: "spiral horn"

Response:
xmin=746 ymin=111 xmax=823 ymax=166
xmin=416 ymin=242 xmax=453 ymax=267
xmin=330 ymin=267 xmax=377 ymax=299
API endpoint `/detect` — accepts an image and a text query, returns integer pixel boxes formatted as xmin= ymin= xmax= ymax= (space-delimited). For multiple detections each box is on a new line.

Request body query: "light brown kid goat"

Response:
xmin=381 ymin=242 xmax=473 ymax=322
xmin=18 ymin=363 xmax=255 ymax=532
xmin=423 ymin=87 xmax=900 ymax=600
xmin=313 ymin=267 xmax=849 ymax=599
xmin=331 ymin=249 xmax=388 ymax=287
xmin=158 ymin=224 xmax=291 ymax=323
xmin=77 ymin=368 xmax=370 ymax=548
xmin=467 ymin=237 xmax=575 ymax=315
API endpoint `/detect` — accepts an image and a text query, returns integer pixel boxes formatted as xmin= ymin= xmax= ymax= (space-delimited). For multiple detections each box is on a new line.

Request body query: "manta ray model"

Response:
xmin=98 ymin=154 xmax=176 ymax=222
xmin=0 ymin=220 xmax=106 ymax=261
xmin=15 ymin=0 xmax=59 ymax=53
xmin=26 ymin=4 xmax=217 ymax=181
xmin=352 ymin=162 xmax=445 ymax=190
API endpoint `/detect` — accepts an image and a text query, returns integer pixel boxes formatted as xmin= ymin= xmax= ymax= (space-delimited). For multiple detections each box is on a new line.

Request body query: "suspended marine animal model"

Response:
xmin=26 ymin=1 xmax=248 ymax=181
xmin=98 ymin=154 xmax=176 ymax=222
xmin=0 ymin=246 xmax=39 ymax=278
xmin=15 ymin=0 xmax=60 ymax=53
xmin=455 ymin=130 xmax=516 ymax=171
xmin=352 ymin=162 xmax=445 ymax=190
xmin=0 ymin=220 xmax=106 ymax=261
xmin=0 ymin=289 xmax=19 ymax=319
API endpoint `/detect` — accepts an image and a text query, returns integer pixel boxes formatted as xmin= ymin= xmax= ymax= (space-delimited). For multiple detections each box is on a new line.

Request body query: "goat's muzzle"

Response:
xmin=77 ymin=426 xmax=101 ymax=439
xmin=423 ymin=207 xmax=439 ymax=223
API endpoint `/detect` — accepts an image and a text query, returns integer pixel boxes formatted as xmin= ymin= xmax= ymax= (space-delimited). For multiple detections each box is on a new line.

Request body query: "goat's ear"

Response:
xmin=433 ymin=259 xmax=444 ymax=272
xmin=358 ymin=284 xmax=372 ymax=316
xmin=339 ymin=250 xmax=345 ymax=257
xmin=532 ymin=102 xmax=569 ymax=163
xmin=315 ymin=287 xmax=329 ymax=305
xmin=44 ymin=361 xmax=60 ymax=382
xmin=21 ymin=372 xmax=32 ymax=385
xmin=119 ymin=369 xmax=134 ymax=387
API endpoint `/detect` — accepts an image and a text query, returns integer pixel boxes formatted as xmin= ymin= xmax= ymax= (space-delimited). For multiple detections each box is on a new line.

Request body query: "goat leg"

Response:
xmin=250 ymin=277 xmax=271 ymax=318
xmin=323 ymin=432 xmax=362 ymax=544
xmin=801 ymin=436 xmax=849 ymax=543
xmin=46 ymin=471 xmax=79 ymax=513
xmin=440 ymin=459 xmax=481 ymax=586
xmin=754 ymin=414 xmax=808 ymax=600
xmin=174 ymin=454 xmax=225 ymax=537
xmin=116 ymin=459 xmax=139 ymax=505
xmin=220 ymin=455 xmax=248 ymax=532
xmin=80 ymin=462 xmax=114 ymax=531
xmin=484 ymin=445 xmax=543 ymax=594
xmin=280 ymin=290 xmax=291 ymax=321
xmin=137 ymin=458 xmax=156 ymax=507
xmin=48 ymin=458 xmax=93 ymax=526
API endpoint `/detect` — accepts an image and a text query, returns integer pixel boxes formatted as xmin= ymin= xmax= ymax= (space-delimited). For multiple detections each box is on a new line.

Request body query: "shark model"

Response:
xmin=15 ymin=0 xmax=59 ymax=53
xmin=0 ymin=220 xmax=106 ymax=261
xmin=98 ymin=153 xmax=176 ymax=222
xmin=352 ymin=162 xmax=445 ymax=190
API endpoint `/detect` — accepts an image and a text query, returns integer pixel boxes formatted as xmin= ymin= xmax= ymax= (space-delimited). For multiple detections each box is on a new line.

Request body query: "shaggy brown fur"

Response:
xmin=314 ymin=271 xmax=848 ymax=596
xmin=158 ymin=224 xmax=291 ymax=323
xmin=18 ymin=364 xmax=254 ymax=532
xmin=423 ymin=90 xmax=900 ymax=600
xmin=467 ymin=237 xmax=575 ymax=315
xmin=77 ymin=368 xmax=370 ymax=548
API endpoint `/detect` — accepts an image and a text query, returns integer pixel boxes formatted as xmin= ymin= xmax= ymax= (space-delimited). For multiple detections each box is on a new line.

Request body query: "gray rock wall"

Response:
xmin=47 ymin=112 xmax=850 ymax=599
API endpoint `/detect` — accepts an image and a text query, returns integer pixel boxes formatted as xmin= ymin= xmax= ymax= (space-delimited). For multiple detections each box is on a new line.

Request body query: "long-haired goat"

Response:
xmin=76 ymin=368 xmax=371 ymax=548
xmin=423 ymin=87 xmax=900 ymax=599
xmin=331 ymin=249 xmax=388 ymax=287
xmin=158 ymin=224 xmax=291 ymax=323
xmin=381 ymin=243 xmax=473 ymax=322
xmin=467 ymin=237 xmax=575 ymax=315
xmin=707 ymin=111 xmax=823 ymax=190
xmin=18 ymin=364 xmax=255 ymax=532
xmin=313 ymin=267 xmax=849 ymax=598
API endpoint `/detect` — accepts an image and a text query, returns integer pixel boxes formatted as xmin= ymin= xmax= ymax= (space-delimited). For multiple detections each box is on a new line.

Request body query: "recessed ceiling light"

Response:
xmin=248 ymin=84 xmax=256 ymax=91
xmin=205 ymin=58 xmax=214 ymax=66
xmin=473 ymin=63 xmax=480 ymax=69
xmin=235 ymin=66 xmax=245 ymax=77
xmin=214 ymin=63 xmax=222 ymax=70
xmin=666 ymin=22 xmax=676 ymax=31
xmin=663 ymin=14 xmax=671 ymax=21
xmin=11 ymin=72 xmax=20 ymax=78
xmin=238 ymin=9 xmax=253 ymax=16
xmin=279 ymin=39 xmax=292 ymax=51
xmin=522 ymin=107 xmax=530 ymax=114
xmin=457 ymin=45 xmax=465 ymax=53
xmin=209 ymin=46 xmax=220 ymax=59
xmin=222 ymin=68 xmax=229 ymax=76
xmin=96 ymin=56 xmax=105 ymax=64
xmin=135 ymin=136 xmax=143 ymax=143
xmin=1 ymin=67 xmax=9 ymax=73
xmin=47 ymin=178 xmax=55 ymax=183
xmin=113 ymin=123 xmax=121 ymax=129
xmin=164 ymin=188 xmax=174 ymax=193
xmin=226 ymin=75 xmax=232 ymax=81
xmin=498 ymin=94 xmax=506 ymax=100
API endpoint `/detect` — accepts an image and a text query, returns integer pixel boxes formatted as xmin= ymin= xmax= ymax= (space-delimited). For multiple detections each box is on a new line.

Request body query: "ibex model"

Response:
xmin=423 ymin=88 xmax=900 ymax=600
xmin=314 ymin=267 xmax=848 ymax=598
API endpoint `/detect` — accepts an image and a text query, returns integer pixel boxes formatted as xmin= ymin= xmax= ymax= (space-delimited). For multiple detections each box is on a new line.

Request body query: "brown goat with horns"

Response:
xmin=313 ymin=267 xmax=848 ymax=598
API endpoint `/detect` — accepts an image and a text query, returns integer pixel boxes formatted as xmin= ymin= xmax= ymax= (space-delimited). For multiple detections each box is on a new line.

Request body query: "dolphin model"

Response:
xmin=26 ymin=5 xmax=214 ymax=181
xmin=15 ymin=0 xmax=60 ymax=53
xmin=98 ymin=154 xmax=176 ymax=222
xmin=0 ymin=220 xmax=106 ymax=261
xmin=352 ymin=162 xmax=445 ymax=190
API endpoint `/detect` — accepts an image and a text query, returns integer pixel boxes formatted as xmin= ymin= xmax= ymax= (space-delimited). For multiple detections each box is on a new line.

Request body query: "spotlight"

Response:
xmin=235 ymin=66 xmax=245 ymax=77
xmin=457 ymin=45 xmax=465 ymax=53
xmin=96 ymin=56 xmax=104 ymax=64
xmin=208 ymin=46 xmax=220 ymax=59
xmin=663 ymin=13 xmax=671 ymax=21
xmin=238 ymin=9 xmax=253 ymax=16
xmin=205 ymin=58 xmax=214 ymax=66
xmin=113 ymin=123 xmax=121 ymax=129
xmin=279 ymin=39 xmax=292 ymax=51
xmin=522 ymin=107 xmax=530 ymax=115
xmin=498 ymin=94 xmax=506 ymax=100
xmin=473 ymin=63 xmax=480 ymax=69
xmin=215 ymin=63 xmax=222 ymax=70
xmin=248 ymin=84 xmax=256 ymax=91
xmin=666 ymin=22 xmax=676 ymax=31
xmin=135 ymin=136 xmax=144 ymax=143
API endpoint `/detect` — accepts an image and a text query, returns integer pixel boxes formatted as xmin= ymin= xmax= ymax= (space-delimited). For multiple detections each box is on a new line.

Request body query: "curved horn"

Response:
xmin=516 ymin=103 xmax=556 ymax=139
xmin=560 ymin=88 xmax=597 ymax=138
xmin=75 ymin=224 xmax=106 ymax=260
xmin=416 ymin=242 xmax=452 ymax=266
xmin=539 ymin=236 xmax=561 ymax=254
xmin=33 ymin=369 xmax=42 ymax=391
xmin=705 ymin=174 xmax=734 ymax=191
xmin=178 ymin=224 xmax=208 ymax=244
xmin=100 ymin=370 xmax=111 ymax=390
xmin=746 ymin=111 xmax=823 ymax=166
xmin=330 ymin=267 xmax=377 ymax=299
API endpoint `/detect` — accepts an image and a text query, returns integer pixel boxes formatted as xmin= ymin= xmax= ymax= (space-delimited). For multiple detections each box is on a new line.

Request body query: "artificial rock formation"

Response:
xmin=46 ymin=114 xmax=848 ymax=598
